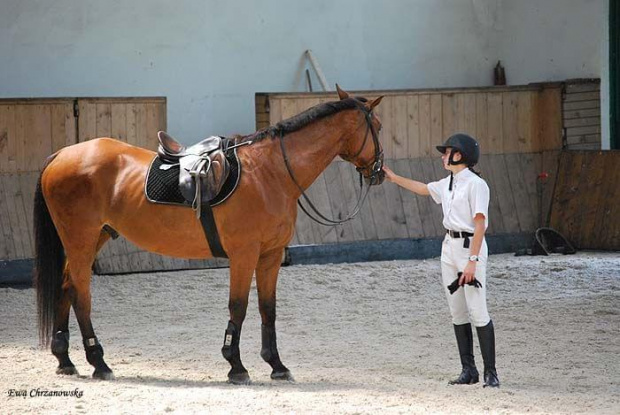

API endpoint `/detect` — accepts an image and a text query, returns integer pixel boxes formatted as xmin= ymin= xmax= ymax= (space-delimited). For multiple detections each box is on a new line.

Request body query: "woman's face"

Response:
xmin=441 ymin=147 xmax=462 ymax=170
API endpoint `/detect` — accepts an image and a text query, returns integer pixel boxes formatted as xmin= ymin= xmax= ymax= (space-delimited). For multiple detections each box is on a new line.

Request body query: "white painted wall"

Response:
xmin=0 ymin=0 xmax=608 ymax=144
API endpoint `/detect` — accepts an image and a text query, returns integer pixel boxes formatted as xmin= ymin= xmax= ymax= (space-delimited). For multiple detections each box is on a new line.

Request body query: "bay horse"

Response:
xmin=34 ymin=86 xmax=384 ymax=384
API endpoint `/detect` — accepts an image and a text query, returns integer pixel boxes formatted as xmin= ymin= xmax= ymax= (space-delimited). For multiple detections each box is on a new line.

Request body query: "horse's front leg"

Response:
xmin=221 ymin=250 xmax=259 ymax=385
xmin=256 ymin=248 xmax=294 ymax=381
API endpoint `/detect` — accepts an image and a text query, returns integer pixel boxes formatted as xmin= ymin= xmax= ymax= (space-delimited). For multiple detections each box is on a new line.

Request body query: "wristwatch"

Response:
xmin=468 ymin=255 xmax=480 ymax=262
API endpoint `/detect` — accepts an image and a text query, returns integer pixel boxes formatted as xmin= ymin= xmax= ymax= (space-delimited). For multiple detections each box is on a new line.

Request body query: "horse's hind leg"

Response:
xmin=52 ymin=230 xmax=111 ymax=376
xmin=256 ymin=248 xmax=293 ymax=381
xmin=61 ymin=229 xmax=114 ymax=379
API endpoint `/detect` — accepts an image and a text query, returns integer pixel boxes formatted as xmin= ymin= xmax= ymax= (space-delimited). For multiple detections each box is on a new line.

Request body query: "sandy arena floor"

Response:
xmin=1 ymin=251 xmax=619 ymax=414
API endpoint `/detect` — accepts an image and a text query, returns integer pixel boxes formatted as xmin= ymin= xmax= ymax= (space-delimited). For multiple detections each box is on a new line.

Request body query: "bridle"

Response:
xmin=350 ymin=108 xmax=384 ymax=186
xmin=279 ymin=105 xmax=383 ymax=226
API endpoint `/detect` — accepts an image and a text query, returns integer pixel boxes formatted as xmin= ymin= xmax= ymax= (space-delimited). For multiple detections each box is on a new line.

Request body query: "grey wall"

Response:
xmin=0 ymin=0 xmax=607 ymax=144
xmin=499 ymin=0 xmax=604 ymax=84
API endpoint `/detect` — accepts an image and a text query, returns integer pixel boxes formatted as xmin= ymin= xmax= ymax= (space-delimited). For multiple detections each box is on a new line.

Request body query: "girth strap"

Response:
xmin=199 ymin=203 xmax=227 ymax=258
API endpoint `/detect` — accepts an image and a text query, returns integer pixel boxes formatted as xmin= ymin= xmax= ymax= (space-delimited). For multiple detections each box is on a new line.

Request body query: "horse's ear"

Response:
xmin=336 ymin=84 xmax=349 ymax=100
xmin=368 ymin=95 xmax=384 ymax=110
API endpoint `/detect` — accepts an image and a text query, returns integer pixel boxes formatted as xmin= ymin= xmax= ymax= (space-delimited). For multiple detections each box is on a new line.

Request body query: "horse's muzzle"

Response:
xmin=365 ymin=170 xmax=385 ymax=186
xmin=374 ymin=169 xmax=386 ymax=185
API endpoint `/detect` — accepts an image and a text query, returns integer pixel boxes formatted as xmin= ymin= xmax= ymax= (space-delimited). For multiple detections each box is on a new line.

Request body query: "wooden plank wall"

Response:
xmin=0 ymin=173 xmax=39 ymax=261
xmin=0 ymin=99 xmax=76 ymax=261
xmin=563 ymin=80 xmax=601 ymax=150
xmin=77 ymin=98 xmax=165 ymax=149
xmin=257 ymin=85 xmax=564 ymax=246
xmin=550 ymin=151 xmax=620 ymax=250
xmin=0 ymin=99 xmax=76 ymax=173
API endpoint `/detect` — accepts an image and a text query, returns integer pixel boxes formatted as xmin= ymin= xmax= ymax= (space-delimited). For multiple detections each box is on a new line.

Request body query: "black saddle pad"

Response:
xmin=145 ymin=143 xmax=241 ymax=207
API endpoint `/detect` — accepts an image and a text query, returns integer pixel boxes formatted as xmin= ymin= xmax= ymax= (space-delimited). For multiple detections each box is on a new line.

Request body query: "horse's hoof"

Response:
xmin=56 ymin=366 xmax=79 ymax=376
xmin=271 ymin=370 xmax=295 ymax=382
xmin=92 ymin=370 xmax=115 ymax=380
xmin=228 ymin=371 xmax=251 ymax=385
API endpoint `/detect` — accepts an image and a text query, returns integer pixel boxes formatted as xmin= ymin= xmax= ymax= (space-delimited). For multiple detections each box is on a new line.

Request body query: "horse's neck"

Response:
xmin=278 ymin=113 xmax=349 ymax=191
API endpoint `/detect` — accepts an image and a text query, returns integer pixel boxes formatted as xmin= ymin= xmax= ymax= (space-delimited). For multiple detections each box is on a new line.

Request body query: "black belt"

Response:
xmin=446 ymin=230 xmax=473 ymax=239
xmin=199 ymin=203 xmax=227 ymax=258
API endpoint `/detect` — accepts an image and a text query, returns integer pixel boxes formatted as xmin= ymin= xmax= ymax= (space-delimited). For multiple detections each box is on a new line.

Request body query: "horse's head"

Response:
xmin=336 ymin=85 xmax=385 ymax=186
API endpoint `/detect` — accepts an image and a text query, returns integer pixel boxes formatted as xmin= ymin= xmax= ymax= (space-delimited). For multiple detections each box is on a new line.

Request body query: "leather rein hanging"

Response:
xmin=278 ymin=106 xmax=383 ymax=226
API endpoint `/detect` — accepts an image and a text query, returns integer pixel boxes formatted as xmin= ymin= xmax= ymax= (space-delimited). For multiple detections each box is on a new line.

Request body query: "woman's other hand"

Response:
xmin=460 ymin=261 xmax=477 ymax=285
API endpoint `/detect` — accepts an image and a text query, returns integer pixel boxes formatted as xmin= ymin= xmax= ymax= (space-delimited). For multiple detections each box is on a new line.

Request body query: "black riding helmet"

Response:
xmin=436 ymin=133 xmax=480 ymax=166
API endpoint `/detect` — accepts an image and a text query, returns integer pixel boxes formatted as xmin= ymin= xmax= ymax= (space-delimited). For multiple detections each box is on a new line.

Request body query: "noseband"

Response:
xmin=279 ymin=106 xmax=382 ymax=226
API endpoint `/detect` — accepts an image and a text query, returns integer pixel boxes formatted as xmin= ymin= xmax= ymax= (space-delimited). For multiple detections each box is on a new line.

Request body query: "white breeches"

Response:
xmin=441 ymin=234 xmax=491 ymax=327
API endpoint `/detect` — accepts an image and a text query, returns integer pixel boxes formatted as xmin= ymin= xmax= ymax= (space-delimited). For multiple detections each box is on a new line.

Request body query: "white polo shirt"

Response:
xmin=427 ymin=168 xmax=490 ymax=233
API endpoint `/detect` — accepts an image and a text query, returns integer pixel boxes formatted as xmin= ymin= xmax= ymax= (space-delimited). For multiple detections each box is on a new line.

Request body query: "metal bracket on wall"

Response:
xmin=305 ymin=50 xmax=330 ymax=92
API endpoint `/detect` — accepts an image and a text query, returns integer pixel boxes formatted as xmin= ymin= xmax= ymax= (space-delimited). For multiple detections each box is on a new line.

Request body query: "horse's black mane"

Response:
xmin=244 ymin=97 xmax=368 ymax=142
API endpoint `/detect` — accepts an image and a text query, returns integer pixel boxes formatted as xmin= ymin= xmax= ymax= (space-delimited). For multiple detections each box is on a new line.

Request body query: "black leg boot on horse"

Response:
xmin=50 ymin=275 xmax=79 ymax=376
xmin=51 ymin=330 xmax=78 ymax=375
xmin=83 ymin=336 xmax=114 ymax=380
xmin=476 ymin=320 xmax=500 ymax=388
xmin=221 ymin=320 xmax=250 ymax=385
xmin=448 ymin=323 xmax=479 ymax=385
xmin=260 ymin=324 xmax=293 ymax=381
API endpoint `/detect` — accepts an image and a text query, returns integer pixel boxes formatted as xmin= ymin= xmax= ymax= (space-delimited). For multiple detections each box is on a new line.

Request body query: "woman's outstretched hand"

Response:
xmin=381 ymin=165 xmax=429 ymax=196
xmin=382 ymin=165 xmax=397 ymax=182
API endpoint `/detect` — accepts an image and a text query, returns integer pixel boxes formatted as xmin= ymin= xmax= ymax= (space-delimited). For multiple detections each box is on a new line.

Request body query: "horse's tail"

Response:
xmin=33 ymin=153 xmax=65 ymax=346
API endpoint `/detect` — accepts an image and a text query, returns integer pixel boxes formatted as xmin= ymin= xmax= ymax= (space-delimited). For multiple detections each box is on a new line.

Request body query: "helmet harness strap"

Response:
xmin=448 ymin=149 xmax=464 ymax=191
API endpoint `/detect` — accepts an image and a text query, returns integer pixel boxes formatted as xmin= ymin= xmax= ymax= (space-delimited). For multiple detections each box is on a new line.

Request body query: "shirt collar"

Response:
xmin=453 ymin=167 xmax=473 ymax=182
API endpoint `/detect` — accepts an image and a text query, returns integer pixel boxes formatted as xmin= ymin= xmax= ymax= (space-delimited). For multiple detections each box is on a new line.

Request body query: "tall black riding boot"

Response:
xmin=448 ymin=323 xmax=479 ymax=385
xmin=476 ymin=320 xmax=500 ymax=388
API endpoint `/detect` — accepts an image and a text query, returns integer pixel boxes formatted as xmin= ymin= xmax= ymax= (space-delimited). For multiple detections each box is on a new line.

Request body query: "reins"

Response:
xmin=278 ymin=106 xmax=382 ymax=226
